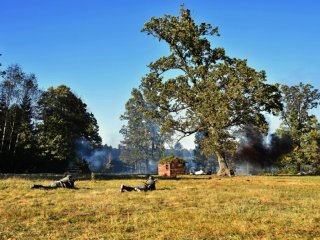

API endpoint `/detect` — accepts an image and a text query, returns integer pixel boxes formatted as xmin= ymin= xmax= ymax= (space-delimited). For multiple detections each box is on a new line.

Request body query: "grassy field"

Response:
xmin=0 ymin=175 xmax=319 ymax=240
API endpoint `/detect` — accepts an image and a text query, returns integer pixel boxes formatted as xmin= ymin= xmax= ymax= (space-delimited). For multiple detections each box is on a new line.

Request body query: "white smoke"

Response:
xmin=147 ymin=159 xmax=158 ymax=174
xmin=75 ymin=138 xmax=108 ymax=171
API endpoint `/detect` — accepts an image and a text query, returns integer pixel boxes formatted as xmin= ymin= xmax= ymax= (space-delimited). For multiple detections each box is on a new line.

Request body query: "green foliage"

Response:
xmin=36 ymin=85 xmax=102 ymax=168
xmin=278 ymin=83 xmax=320 ymax=173
xmin=158 ymin=155 xmax=185 ymax=164
xmin=138 ymin=6 xmax=282 ymax=174
xmin=0 ymin=54 xmax=5 ymax=77
xmin=120 ymin=88 xmax=170 ymax=172
xmin=0 ymin=63 xmax=102 ymax=173
xmin=0 ymin=64 xmax=40 ymax=171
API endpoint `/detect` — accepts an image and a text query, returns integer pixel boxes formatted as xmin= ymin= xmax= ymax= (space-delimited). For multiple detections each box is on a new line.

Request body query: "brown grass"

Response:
xmin=0 ymin=175 xmax=319 ymax=239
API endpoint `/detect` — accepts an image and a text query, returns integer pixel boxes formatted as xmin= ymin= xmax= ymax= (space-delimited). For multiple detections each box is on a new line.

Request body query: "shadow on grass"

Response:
xmin=156 ymin=187 xmax=176 ymax=191
xmin=29 ymin=186 xmax=81 ymax=190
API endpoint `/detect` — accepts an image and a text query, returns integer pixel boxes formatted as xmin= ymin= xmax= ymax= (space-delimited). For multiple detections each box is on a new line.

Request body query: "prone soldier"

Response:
xmin=30 ymin=174 xmax=75 ymax=190
xmin=120 ymin=175 xmax=156 ymax=192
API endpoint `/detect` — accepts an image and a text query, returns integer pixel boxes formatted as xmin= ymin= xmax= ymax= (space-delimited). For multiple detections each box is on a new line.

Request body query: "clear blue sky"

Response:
xmin=1 ymin=0 xmax=319 ymax=149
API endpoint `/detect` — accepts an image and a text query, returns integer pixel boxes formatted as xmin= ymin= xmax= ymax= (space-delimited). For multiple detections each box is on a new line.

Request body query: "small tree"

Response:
xmin=278 ymin=83 xmax=320 ymax=173
xmin=120 ymin=88 xmax=169 ymax=173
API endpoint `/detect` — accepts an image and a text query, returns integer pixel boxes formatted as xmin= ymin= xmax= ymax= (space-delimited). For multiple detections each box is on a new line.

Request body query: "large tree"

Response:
xmin=36 ymin=85 xmax=101 ymax=171
xmin=278 ymin=83 xmax=320 ymax=173
xmin=139 ymin=6 xmax=282 ymax=176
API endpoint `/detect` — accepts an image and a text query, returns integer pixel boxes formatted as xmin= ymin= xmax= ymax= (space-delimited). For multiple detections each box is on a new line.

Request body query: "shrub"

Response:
xmin=158 ymin=155 xmax=185 ymax=164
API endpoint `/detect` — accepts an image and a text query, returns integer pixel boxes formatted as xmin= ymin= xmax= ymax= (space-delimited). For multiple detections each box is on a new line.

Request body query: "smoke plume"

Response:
xmin=75 ymin=139 xmax=108 ymax=171
xmin=236 ymin=126 xmax=293 ymax=174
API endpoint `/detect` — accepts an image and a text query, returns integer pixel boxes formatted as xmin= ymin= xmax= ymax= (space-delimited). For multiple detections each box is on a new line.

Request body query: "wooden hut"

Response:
xmin=158 ymin=156 xmax=185 ymax=177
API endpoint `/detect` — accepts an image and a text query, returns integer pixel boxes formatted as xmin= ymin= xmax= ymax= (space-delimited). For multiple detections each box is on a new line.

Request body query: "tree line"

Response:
xmin=0 ymin=63 xmax=101 ymax=173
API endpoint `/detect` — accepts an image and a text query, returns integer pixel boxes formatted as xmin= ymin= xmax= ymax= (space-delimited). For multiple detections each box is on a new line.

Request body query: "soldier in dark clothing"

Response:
xmin=30 ymin=174 xmax=75 ymax=190
xmin=120 ymin=175 xmax=156 ymax=192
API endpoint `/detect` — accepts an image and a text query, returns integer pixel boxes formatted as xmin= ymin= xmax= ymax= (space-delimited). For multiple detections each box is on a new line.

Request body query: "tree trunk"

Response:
xmin=215 ymin=151 xmax=233 ymax=177
xmin=8 ymin=117 xmax=16 ymax=151
xmin=1 ymin=112 xmax=8 ymax=151
xmin=13 ymin=133 xmax=19 ymax=157
xmin=296 ymin=162 xmax=301 ymax=173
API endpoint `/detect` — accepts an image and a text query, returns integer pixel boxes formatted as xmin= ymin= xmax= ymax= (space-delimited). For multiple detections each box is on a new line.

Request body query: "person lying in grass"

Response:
xmin=30 ymin=174 xmax=76 ymax=190
xmin=120 ymin=175 xmax=156 ymax=192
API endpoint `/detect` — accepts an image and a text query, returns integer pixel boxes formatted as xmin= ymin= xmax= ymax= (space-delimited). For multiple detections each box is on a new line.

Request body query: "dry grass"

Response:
xmin=0 ymin=175 xmax=319 ymax=239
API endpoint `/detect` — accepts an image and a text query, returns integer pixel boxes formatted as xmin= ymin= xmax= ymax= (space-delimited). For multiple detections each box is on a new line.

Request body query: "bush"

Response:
xmin=158 ymin=155 xmax=185 ymax=164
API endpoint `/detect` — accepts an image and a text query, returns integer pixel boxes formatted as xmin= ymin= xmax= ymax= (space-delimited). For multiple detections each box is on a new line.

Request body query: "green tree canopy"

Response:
xmin=120 ymin=88 xmax=170 ymax=173
xmin=278 ymin=83 xmax=320 ymax=173
xmin=0 ymin=54 xmax=5 ymax=77
xmin=139 ymin=6 xmax=282 ymax=176
xmin=0 ymin=64 xmax=40 ymax=171
xmin=36 ymin=85 xmax=101 ymax=171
